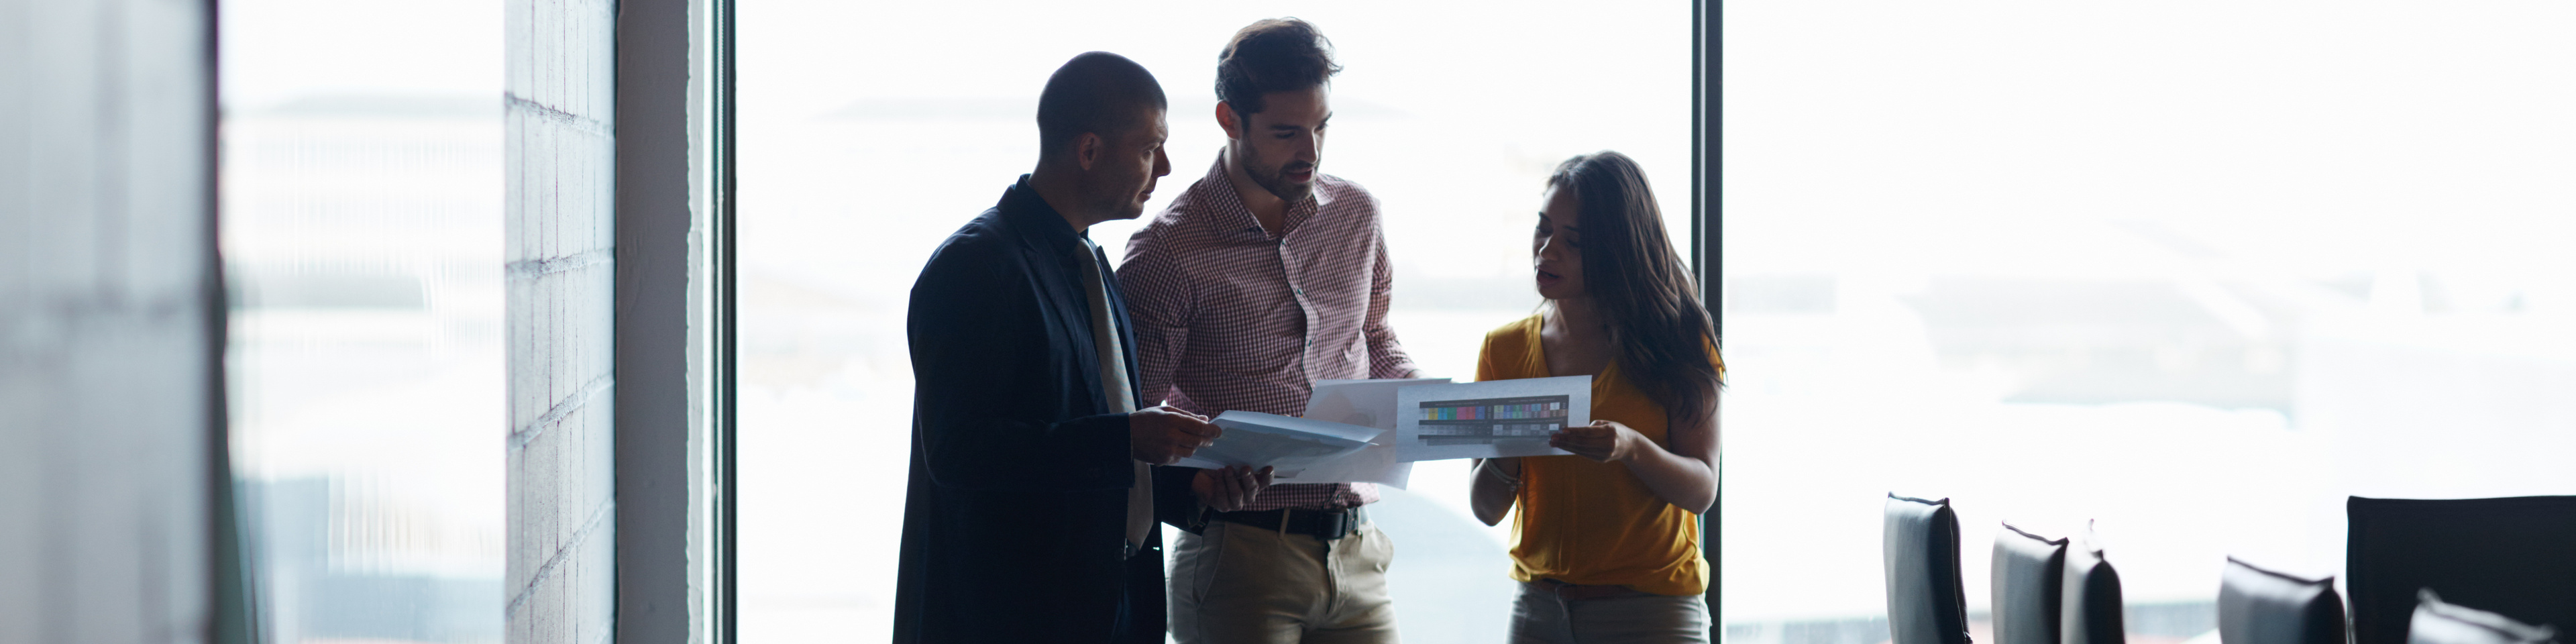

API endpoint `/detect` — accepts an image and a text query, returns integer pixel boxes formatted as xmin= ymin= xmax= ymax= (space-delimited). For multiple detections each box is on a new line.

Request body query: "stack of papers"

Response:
xmin=1175 ymin=411 xmax=1379 ymax=472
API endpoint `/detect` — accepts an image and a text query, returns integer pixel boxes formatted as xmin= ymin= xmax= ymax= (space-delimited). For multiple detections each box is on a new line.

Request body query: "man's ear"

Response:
xmin=1216 ymin=101 xmax=1241 ymax=141
xmin=1074 ymin=131 xmax=1104 ymax=171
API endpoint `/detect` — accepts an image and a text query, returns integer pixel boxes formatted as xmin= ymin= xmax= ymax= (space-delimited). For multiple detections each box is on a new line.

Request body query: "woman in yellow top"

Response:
xmin=1470 ymin=151 xmax=1723 ymax=644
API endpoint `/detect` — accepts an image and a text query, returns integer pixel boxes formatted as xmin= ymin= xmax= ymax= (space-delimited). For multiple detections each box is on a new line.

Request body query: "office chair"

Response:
xmin=2217 ymin=557 xmax=2345 ymax=644
xmin=1887 ymin=494 xmax=1972 ymax=644
xmin=2061 ymin=524 xmax=2123 ymax=644
xmin=1995 ymin=522 xmax=2070 ymax=644
xmin=2348 ymin=496 xmax=2576 ymax=644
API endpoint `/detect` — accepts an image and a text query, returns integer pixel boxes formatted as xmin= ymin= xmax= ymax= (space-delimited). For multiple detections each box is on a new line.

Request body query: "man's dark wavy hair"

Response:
xmin=1547 ymin=152 xmax=1723 ymax=422
xmin=1216 ymin=18 xmax=1340 ymax=117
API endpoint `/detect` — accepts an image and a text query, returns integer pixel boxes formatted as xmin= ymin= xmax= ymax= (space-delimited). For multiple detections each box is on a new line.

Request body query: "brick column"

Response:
xmin=505 ymin=0 xmax=621 ymax=641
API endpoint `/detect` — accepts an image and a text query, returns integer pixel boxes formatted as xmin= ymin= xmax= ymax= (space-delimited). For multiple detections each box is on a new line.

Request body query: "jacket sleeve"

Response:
xmin=908 ymin=237 xmax=1134 ymax=493
xmin=1152 ymin=464 xmax=1210 ymax=533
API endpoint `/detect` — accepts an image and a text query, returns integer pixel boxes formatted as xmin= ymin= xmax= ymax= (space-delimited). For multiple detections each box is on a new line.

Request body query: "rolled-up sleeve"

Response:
xmin=1116 ymin=227 xmax=1197 ymax=410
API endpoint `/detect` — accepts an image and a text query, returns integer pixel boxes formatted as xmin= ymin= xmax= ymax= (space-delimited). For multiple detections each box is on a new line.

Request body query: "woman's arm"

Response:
xmin=1549 ymin=392 xmax=1719 ymax=513
xmin=1469 ymin=458 xmax=1521 ymax=525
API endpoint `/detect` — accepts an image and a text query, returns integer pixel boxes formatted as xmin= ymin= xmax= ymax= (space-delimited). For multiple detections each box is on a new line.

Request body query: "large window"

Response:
xmin=221 ymin=0 xmax=504 ymax=641
xmin=1722 ymin=4 xmax=2576 ymax=644
xmin=737 ymin=1 xmax=1690 ymax=641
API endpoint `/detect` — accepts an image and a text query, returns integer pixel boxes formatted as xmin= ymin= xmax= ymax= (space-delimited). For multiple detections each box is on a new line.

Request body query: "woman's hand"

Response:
xmin=1550 ymin=420 xmax=1643 ymax=462
xmin=1469 ymin=457 xmax=1523 ymax=526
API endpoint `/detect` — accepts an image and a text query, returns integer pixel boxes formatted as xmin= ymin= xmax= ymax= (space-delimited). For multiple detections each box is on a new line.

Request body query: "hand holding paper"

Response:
xmin=1171 ymin=411 xmax=1379 ymax=472
xmin=1548 ymin=420 xmax=1635 ymax=462
xmin=1129 ymin=405 xmax=1220 ymax=465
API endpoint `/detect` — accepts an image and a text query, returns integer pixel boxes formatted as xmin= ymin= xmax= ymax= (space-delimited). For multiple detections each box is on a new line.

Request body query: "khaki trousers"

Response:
xmin=1169 ymin=517 xmax=1400 ymax=644
xmin=1508 ymin=581 xmax=1711 ymax=644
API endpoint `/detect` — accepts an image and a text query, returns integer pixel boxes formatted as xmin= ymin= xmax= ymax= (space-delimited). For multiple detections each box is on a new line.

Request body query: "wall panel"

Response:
xmin=0 ymin=0 xmax=222 ymax=641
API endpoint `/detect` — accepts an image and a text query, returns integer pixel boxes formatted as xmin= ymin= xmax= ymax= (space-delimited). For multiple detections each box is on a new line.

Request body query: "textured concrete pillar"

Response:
xmin=615 ymin=0 xmax=724 ymax=639
xmin=505 ymin=0 xmax=620 ymax=641
xmin=0 ymin=0 xmax=223 ymax=640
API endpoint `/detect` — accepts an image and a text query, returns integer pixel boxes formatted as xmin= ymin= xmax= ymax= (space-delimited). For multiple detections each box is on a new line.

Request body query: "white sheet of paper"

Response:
xmin=1394 ymin=376 xmax=1589 ymax=461
xmin=1266 ymin=378 xmax=1452 ymax=488
xmin=1172 ymin=411 xmax=1381 ymax=472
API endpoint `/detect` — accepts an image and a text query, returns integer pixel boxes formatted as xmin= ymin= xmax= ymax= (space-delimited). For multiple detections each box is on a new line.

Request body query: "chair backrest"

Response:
xmin=1995 ymin=522 xmax=2070 ymax=644
xmin=2409 ymin=590 xmax=2559 ymax=644
xmin=2218 ymin=557 xmax=2346 ymax=644
xmin=1886 ymin=494 xmax=1972 ymax=644
xmin=2348 ymin=496 xmax=2576 ymax=644
xmin=2061 ymin=525 xmax=2124 ymax=644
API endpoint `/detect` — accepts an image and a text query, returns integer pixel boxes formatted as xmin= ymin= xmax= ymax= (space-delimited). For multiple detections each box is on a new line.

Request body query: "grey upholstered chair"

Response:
xmin=2349 ymin=496 xmax=2576 ymax=644
xmin=1993 ymin=523 xmax=2069 ymax=644
xmin=2218 ymin=557 xmax=2345 ymax=644
xmin=2408 ymin=590 xmax=2559 ymax=644
xmin=2059 ymin=525 xmax=2124 ymax=644
xmin=1886 ymin=494 xmax=1972 ymax=644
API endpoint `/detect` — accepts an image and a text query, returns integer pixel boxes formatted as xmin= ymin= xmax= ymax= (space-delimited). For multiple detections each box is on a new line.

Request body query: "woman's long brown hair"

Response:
xmin=1547 ymin=151 xmax=1722 ymax=421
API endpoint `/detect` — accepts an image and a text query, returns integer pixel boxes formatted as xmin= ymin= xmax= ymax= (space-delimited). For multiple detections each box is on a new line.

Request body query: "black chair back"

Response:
xmin=2061 ymin=525 xmax=2124 ymax=644
xmin=1886 ymin=494 xmax=1972 ymax=644
xmin=2348 ymin=496 xmax=2576 ymax=644
xmin=1995 ymin=522 xmax=2070 ymax=644
xmin=2409 ymin=590 xmax=2559 ymax=644
xmin=2218 ymin=557 xmax=2345 ymax=644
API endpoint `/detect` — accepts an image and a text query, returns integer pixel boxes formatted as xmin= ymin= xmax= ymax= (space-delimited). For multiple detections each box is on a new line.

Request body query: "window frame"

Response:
xmin=696 ymin=1 xmax=1719 ymax=639
xmin=1693 ymin=0 xmax=1726 ymax=639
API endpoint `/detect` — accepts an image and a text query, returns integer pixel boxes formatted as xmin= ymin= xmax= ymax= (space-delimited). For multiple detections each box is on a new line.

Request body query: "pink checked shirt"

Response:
xmin=1118 ymin=156 xmax=1419 ymax=511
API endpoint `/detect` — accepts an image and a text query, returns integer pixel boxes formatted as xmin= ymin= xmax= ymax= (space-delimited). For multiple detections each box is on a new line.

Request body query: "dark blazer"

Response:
xmin=894 ymin=176 xmax=1193 ymax=644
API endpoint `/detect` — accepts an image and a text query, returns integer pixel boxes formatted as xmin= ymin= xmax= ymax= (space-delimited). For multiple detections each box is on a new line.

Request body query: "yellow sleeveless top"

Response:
xmin=1476 ymin=314 xmax=1717 ymax=596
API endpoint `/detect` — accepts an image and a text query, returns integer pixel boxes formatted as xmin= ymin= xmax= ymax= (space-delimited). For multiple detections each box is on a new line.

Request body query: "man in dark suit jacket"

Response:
xmin=896 ymin=52 xmax=1265 ymax=643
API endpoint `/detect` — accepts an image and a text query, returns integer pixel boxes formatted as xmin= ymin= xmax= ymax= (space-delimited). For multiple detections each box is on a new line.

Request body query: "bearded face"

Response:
xmin=1226 ymin=85 xmax=1330 ymax=203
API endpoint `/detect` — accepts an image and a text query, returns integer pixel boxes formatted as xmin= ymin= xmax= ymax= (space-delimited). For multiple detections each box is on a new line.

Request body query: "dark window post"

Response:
xmin=1695 ymin=0 xmax=1725 ymax=640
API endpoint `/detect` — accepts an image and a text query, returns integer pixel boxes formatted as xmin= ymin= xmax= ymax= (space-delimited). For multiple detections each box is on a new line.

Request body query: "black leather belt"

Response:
xmin=1214 ymin=506 xmax=1367 ymax=541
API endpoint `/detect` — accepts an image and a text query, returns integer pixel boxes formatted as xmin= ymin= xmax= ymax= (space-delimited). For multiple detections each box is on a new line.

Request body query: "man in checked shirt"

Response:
xmin=1118 ymin=18 xmax=1419 ymax=644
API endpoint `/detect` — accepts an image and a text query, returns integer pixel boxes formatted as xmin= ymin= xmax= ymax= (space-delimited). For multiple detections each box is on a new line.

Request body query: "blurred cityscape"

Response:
xmin=1718 ymin=4 xmax=2576 ymax=643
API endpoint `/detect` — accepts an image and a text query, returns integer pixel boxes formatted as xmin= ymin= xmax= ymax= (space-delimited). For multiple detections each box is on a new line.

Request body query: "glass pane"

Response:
xmin=221 ymin=0 xmax=505 ymax=641
xmin=739 ymin=2 xmax=1690 ymax=641
xmin=1723 ymin=4 xmax=2576 ymax=644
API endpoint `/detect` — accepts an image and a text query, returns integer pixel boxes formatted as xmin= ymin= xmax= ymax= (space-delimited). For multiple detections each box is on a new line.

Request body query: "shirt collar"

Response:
xmin=1189 ymin=153 xmax=1324 ymax=241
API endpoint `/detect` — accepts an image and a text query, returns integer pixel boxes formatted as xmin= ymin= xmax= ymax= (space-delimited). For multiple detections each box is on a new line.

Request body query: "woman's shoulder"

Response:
xmin=1483 ymin=313 xmax=1541 ymax=343
xmin=1479 ymin=314 xmax=1544 ymax=364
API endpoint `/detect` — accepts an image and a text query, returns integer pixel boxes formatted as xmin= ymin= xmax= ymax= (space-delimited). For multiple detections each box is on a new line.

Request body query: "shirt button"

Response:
xmin=1293 ymin=287 xmax=1305 ymax=296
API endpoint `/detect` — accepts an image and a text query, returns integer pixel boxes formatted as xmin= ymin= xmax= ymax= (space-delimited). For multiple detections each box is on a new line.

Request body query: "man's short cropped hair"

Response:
xmin=1036 ymin=52 xmax=1169 ymax=162
xmin=1216 ymin=18 xmax=1341 ymax=117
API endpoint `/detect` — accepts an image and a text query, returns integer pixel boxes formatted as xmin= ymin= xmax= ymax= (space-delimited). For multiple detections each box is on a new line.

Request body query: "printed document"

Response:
xmin=1177 ymin=375 xmax=1589 ymax=486
xmin=1265 ymin=378 xmax=1451 ymax=488
xmin=1393 ymin=376 xmax=1588 ymax=461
